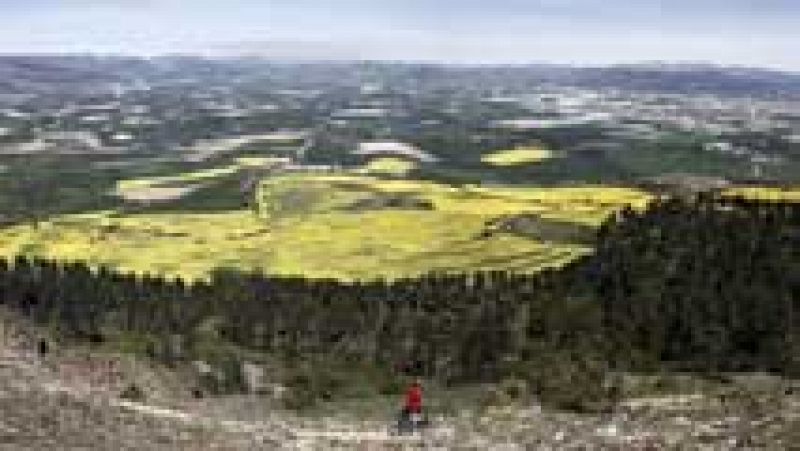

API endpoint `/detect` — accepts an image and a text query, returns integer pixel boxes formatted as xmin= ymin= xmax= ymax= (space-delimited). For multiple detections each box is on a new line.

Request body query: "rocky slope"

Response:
xmin=1 ymin=312 xmax=797 ymax=449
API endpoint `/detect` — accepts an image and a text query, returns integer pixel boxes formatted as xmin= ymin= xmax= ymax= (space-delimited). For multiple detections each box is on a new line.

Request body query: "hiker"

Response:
xmin=37 ymin=339 xmax=48 ymax=356
xmin=399 ymin=378 xmax=424 ymax=433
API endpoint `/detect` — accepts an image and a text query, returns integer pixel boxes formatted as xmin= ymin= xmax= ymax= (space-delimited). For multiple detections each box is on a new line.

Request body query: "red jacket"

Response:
xmin=405 ymin=384 xmax=422 ymax=413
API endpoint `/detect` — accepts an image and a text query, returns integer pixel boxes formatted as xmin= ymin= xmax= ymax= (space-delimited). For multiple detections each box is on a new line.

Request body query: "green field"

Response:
xmin=113 ymin=157 xmax=285 ymax=202
xmin=0 ymin=160 xmax=652 ymax=280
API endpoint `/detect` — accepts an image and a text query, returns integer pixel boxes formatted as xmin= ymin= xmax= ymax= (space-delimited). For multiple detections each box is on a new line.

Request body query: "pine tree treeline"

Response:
xmin=0 ymin=194 xmax=796 ymax=391
xmin=0 ymin=253 xmax=595 ymax=384
xmin=596 ymin=193 xmax=799 ymax=375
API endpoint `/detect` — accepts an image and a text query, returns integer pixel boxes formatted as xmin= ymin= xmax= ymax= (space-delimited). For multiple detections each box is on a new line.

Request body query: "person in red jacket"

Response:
xmin=399 ymin=379 xmax=422 ymax=433
xmin=405 ymin=379 xmax=422 ymax=412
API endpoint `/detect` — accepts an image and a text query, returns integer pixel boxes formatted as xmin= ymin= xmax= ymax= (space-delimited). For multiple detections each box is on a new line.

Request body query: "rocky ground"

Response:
xmin=0 ymin=313 xmax=797 ymax=449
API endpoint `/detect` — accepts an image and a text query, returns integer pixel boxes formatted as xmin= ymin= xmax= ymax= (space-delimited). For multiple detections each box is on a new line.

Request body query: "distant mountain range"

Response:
xmin=0 ymin=54 xmax=798 ymax=98
xmin=530 ymin=63 xmax=800 ymax=96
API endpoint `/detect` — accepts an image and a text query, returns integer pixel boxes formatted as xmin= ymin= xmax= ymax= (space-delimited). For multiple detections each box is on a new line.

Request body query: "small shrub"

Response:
xmin=197 ymin=372 xmax=221 ymax=395
xmin=480 ymin=386 xmax=512 ymax=409
xmin=282 ymin=385 xmax=318 ymax=410
xmin=120 ymin=383 xmax=145 ymax=402
xmin=378 ymin=375 xmax=404 ymax=396
xmin=526 ymin=350 xmax=610 ymax=413
xmin=282 ymin=370 xmax=318 ymax=410
xmin=217 ymin=357 xmax=246 ymax=393
xmin=500 ymin=378 xmax=528 ymax=401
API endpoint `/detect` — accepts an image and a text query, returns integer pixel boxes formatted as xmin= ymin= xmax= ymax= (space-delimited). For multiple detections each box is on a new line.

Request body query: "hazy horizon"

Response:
xmin=1 ymin=0 xmax=797 ymax=71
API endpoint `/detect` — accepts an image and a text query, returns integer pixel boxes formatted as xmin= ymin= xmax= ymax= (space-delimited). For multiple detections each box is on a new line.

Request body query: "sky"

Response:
xmin=0 ymin=0 xmax=797 ymax=70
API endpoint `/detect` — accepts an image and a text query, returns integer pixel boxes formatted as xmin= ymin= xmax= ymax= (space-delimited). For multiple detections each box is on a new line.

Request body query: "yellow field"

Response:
xmin=482 ymin=146 xmax=554 ymax=166
xmin=259 ymin=173 xmax=651 ymax=226
xmin=722 ymin=186 xmax=800 ymax=202
xmin=0 ymin=171 xmax=652 ymax=281
xmin=355 ymin=157 xmax=417 ymax=176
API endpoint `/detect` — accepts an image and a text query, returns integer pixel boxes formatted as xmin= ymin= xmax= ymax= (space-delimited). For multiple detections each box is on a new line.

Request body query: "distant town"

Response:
xmin=1 ymin=57 xmax=798 ymax=188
